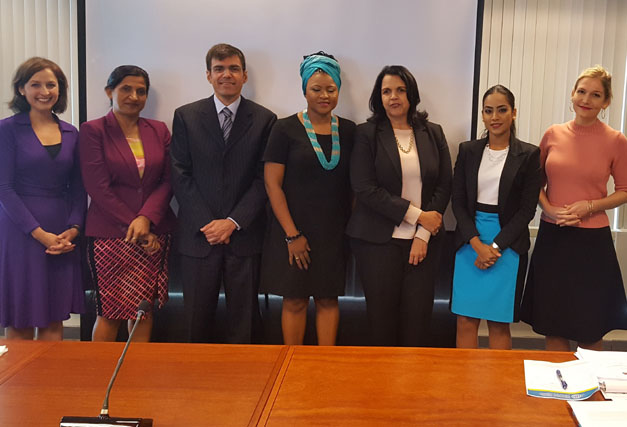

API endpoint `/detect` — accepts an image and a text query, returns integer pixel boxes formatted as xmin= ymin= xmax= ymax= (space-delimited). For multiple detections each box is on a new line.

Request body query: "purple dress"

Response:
xmin=0 ymin=113 xmax=86 ymax=329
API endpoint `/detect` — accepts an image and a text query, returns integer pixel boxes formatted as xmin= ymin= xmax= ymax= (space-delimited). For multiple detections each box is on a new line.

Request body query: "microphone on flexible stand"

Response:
xmin=60 ymin=300 xmax=154 ymax=426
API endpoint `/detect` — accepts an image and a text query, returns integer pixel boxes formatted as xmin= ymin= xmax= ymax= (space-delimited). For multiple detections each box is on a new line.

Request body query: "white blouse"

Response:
xmin=391 ymin=129 xmax=430 ymax=241
xmin=477 ymin=145 xmax=509 ymax=205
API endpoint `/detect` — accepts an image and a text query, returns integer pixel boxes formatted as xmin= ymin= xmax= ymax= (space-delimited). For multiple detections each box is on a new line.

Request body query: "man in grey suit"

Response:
xmin=171 ymin=43 xmax=276 ymax=343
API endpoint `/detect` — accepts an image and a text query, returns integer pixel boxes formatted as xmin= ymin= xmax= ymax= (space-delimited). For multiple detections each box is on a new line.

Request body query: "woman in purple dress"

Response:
xmin=0 ymin=57 xmax=86 ymax=340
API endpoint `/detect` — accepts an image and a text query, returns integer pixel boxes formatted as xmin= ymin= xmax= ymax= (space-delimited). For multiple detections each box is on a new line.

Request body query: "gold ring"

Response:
xmin=295 ymin=257 xmax=300 ymax=260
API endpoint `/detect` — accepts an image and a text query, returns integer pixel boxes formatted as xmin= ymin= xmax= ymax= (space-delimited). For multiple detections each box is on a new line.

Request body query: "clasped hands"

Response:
xmin=470 ymin=237 xmax=501 ymax=270
xmin=418 ymin=210 xmax=443 ymax=235
xmin=406 ymin=210 xmax=441 ymax=265
xmin=200 ymin=219 xmax=236 ymax=246
xmin=548 ymin=200 xmax=590 ymax=227
xmin=125 ymin=215 xmax=160 ymax=255
xmin=32 ymin=227 xmax=79 ymax=255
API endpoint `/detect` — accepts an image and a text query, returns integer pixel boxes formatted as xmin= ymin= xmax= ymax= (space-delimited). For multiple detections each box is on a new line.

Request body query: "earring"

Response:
xmin=568 ymin=101 xmax=573 ymax=113
xmin=601 ymin=108 xmax=607 ymax=119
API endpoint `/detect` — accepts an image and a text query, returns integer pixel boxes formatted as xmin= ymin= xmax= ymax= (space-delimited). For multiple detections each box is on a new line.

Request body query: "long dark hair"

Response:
xmin=368 ymin=65 xmax=428 ymax=127
xmin=482 ymin=84 xmax=516 ymax=137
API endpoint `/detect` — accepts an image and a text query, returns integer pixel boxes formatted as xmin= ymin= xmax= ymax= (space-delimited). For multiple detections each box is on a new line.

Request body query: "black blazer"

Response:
xmin=171 ymin=96 xmax=277 ymax=257
xmin=346 ymin=119 xmax=452 ymax=243
xmin=452 ymin=137 xmax=542 ymax=254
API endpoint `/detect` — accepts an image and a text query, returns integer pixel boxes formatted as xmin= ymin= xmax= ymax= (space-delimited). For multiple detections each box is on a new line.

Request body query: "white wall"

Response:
xmin=85 ymin=0 xmax=478 ymax=155
xmin=0 ymin=0 xmax=78 ymax=124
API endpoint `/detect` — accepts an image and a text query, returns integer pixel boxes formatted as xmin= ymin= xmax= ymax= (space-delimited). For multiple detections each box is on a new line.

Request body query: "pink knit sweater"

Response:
xmin=540 ymin=119 xmax=627 ymax=228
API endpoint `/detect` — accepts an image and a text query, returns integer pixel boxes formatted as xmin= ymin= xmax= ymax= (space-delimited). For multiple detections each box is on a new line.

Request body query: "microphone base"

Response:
xmin=60 ymin=415 xmax=153 ymax=426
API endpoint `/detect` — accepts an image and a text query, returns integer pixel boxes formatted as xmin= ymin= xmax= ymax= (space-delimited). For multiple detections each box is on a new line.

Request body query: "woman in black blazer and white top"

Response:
xmin=451 ymin=85 xmax=541 ymax=349
xmin=347 ymin=65 xmax=452 ymax=346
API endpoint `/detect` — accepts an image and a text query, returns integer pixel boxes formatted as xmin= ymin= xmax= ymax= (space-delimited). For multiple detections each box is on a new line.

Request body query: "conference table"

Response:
xmin=0 ymin=340 xmax=591 ymax=426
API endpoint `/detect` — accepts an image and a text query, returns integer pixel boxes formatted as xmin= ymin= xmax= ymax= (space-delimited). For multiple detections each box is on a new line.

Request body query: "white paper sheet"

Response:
xmin=568 ymin=401 xmax=627 ymax=426
xmin=575 ymin=347 xmax=627 ymax=395
xmin=524 ymin=359 xmax=599 ymax=400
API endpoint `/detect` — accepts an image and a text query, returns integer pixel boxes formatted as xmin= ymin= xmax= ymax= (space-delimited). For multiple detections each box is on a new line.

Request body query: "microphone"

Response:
xmin=60 ymin=300 xmax=154 ymax=426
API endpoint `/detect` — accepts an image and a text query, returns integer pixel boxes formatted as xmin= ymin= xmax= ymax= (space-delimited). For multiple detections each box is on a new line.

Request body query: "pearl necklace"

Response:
xmin=485 ymin=144 xmax=509 ymax=163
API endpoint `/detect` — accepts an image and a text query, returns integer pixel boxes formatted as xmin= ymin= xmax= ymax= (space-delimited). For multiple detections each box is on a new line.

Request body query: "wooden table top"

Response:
xmin=0 ymin=341 xmax=593 ymax=426
xmin=0 ymin=340 xmax=54 ymax=385
xmin=0 ymin=341 xmax=287 ymax=426
xmin=260 ymin=346 xmax=586 ymax=426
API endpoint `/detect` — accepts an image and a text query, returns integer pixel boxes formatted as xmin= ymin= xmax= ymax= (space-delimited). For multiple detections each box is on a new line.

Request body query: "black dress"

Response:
xmin=260 ymin=114 xmax=355 ymax=298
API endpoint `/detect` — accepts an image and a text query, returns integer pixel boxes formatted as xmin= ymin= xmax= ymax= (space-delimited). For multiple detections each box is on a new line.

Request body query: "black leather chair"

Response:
xmin=81 ymin=232 xmax=457 ymax=346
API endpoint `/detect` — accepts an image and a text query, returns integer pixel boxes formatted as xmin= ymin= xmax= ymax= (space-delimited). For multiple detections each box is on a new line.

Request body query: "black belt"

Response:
xmin=475 ymin=202 xmax=498 ymax=213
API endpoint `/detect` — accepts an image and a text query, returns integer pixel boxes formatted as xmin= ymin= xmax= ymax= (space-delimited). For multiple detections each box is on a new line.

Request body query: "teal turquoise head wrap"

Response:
xmin=299 ymin=54 xmax=341 ymax=95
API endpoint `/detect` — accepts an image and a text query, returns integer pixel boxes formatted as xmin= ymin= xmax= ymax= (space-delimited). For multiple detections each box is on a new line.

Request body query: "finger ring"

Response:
xmin=295 ymin=257 xmax=300 ymax=260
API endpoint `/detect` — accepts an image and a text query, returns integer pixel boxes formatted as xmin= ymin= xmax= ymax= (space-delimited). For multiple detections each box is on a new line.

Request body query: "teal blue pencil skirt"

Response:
xmin=451 ymin=210 xmax=522 ymax=323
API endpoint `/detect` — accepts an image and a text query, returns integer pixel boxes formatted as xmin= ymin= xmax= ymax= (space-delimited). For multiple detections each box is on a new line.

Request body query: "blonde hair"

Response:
xmin=572 ymin=65 xmax=612 ymax=103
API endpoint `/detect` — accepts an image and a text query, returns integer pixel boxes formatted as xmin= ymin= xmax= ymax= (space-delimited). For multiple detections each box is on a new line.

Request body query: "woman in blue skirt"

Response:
xmin=450 ymin=85 xmax=542 ymax=349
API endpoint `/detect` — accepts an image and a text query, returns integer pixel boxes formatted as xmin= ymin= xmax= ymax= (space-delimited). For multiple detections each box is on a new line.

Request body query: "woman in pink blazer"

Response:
xmin=79 ymin=65 xmax=176 ymax=341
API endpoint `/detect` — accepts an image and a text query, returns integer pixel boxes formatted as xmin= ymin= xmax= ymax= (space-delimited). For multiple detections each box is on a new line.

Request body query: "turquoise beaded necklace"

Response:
xmin=302 ymin=109 xmax=340 ymax=170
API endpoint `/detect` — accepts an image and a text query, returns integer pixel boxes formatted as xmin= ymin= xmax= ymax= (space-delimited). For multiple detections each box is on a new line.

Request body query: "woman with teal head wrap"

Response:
xmin=260 ymin=51 xmax=355 ymax=346
xmin=299 ymin=52 xmax=342 ymax=95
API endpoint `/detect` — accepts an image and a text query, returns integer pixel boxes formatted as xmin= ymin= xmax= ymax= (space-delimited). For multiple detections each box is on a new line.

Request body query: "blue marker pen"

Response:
xmin=556 ymin=369 xmax=568 ymax=390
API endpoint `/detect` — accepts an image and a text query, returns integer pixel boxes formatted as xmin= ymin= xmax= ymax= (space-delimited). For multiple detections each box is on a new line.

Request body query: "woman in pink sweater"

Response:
xmin=521 ymin=66 xmax=627 ymax=351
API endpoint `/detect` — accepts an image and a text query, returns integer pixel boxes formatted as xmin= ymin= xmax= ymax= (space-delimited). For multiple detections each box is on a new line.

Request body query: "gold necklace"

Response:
xmin=395 ymin=129 xmax=414 ymax=154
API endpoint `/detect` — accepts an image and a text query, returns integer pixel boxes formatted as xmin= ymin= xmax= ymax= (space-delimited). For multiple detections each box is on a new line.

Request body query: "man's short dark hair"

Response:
xmin=206 ymin=43 xmax=246 ymax=71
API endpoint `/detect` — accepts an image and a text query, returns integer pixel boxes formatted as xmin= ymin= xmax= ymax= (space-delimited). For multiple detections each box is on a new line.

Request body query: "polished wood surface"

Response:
xmin=0 ymin=341 xmax=592 ymax=426
xmin=260 ymin=346 xmax=584 ymax=426
xmin=0 ymin=341 xmax=287 ymax=426
xmin=0 ymin=340 xmax=54 ymax=385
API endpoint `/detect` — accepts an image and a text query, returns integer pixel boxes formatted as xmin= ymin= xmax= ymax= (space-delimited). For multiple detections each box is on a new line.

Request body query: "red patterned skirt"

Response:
xmin=87 ymin=234 xmax=171 ymax=319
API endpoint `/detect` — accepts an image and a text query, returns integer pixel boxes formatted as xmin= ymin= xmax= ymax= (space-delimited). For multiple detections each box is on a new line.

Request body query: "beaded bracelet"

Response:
xmin=285 ymin=231 xmax=303 ymax=244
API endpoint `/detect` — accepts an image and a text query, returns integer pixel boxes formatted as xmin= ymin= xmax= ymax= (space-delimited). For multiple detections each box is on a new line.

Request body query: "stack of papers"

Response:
xmin=568 ymin=401 xmax=627 ymax=426
xmin=575 ymin=347 xmax=627 ymax=400
xmin=525 ymin=351 xmax=627 ymax=425
xmin=524 ymin=359 xmax=599 ymax=400
xmin=0 ymin=345 xmax=7 ymax=357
